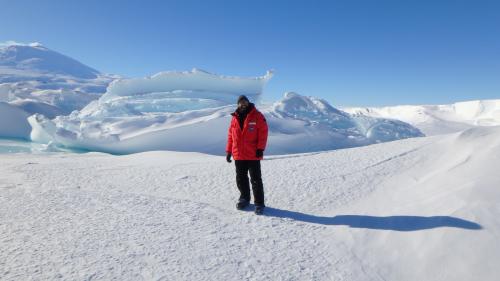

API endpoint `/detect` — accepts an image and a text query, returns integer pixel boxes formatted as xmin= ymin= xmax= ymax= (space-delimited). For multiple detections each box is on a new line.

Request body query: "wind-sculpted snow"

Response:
xmin=1 ymin=126 xmax=499 ymax=280
xmin=27 ymin=69 xmax=274 ymax=154
xmin=0 ymin=42 xmax=421 ymax=154
xmin=263 ymin=93 xmax=423 ymax=154
xmin=101 ymin=68 xmax=273 ymax=103
xmin=74 ymin=69 xmax=273 ymax=120
xmin=29 ymin=87 xmax=423 ymax=154
xmin=344 ymin=99 xmax=500 ymax=135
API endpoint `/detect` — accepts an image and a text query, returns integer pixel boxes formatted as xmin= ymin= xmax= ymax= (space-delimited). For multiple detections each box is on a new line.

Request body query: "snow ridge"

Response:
xmin=344 ymin=99 xmax=500 ymax=135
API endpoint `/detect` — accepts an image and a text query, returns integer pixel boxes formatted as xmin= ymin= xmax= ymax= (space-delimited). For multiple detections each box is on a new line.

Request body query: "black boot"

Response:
xmin=236 ymin=198 xmax=249 ymax=210
xmin=254 ymin=205 xmax=265 ymax=215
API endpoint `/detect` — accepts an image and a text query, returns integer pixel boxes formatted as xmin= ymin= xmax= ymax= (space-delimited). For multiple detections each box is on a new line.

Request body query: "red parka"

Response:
xmin=226 ymin=106 xmax=268 ymax=160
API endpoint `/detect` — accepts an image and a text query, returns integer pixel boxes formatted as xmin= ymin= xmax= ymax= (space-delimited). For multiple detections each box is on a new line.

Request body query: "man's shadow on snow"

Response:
xmin=263 ymin=207 xmax=482 ymax=231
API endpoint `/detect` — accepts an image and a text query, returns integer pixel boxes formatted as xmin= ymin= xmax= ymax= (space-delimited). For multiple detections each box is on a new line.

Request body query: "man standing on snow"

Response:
xmin=226 ymin=95 xmax=269 ymax=215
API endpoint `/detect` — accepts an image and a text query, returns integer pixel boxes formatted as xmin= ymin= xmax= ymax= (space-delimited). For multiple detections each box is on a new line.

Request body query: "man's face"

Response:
xmin=238 ymin=99 xmax=249 ymax=111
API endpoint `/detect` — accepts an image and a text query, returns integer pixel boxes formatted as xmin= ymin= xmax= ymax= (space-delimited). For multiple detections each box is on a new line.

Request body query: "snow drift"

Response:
xmin=0 ymin=42 xmax=114 ymax=139
xmin=344 ymin=99 xmax=500 ymax=135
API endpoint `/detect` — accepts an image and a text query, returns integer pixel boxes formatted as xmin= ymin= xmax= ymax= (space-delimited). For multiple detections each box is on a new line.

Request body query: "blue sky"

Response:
xmin=1 ymin=0 xmax=499 ymax=106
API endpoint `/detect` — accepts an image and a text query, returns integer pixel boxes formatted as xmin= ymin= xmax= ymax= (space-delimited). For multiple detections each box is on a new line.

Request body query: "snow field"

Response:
xmin=2 ymin=126 xmax=499 ymax=280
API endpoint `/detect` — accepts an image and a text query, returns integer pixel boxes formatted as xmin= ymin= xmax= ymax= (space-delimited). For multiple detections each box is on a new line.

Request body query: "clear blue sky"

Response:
xmin=1 ymin=0 xmax=499 ymax=106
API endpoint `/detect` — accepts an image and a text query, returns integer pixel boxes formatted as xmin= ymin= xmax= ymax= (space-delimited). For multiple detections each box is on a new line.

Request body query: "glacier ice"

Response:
xmin=0 ymin=42 xmax=423 ymax=154
xmin=28 ymin=70 xmax=424 ymax=154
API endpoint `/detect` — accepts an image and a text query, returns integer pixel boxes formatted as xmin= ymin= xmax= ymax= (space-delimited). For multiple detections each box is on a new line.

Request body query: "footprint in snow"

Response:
xmin=176 ymin=175 xmax=190 ymax=181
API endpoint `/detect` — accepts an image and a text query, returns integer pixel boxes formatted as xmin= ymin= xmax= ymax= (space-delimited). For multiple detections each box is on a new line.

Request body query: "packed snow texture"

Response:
xmin=0 ymin=43 xmax=114 ymax=139
xmin=28 ymin=84 xmax=423 ymax=154
xmin=344 ymin=99 xmax=500 ymax=135
xmin=1 ymin=125 xmax=499 ymax=280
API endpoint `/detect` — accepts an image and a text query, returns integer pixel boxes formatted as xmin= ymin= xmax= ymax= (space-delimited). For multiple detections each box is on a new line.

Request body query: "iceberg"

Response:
xmin=29 ymin=69 xmax=274 ymax=154
xmin=100 ymin=68 xmax=273 ymax=102
xmin=28 ymin=71 xmax=423 ymax=154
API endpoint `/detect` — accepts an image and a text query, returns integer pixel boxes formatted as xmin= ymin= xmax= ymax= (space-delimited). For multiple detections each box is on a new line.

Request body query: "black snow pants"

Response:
xmin=235 ymin=160 xmax=265 ymax=206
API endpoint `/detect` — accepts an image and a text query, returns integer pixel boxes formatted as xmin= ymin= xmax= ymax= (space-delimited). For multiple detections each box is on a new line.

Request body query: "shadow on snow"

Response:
xmin=263 ymin=207 xmax=482 ymax=231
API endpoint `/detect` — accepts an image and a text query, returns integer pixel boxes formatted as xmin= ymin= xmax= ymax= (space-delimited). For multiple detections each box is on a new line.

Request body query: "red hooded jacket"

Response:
xmin=226 ymin=105 xmax=268 ymax=160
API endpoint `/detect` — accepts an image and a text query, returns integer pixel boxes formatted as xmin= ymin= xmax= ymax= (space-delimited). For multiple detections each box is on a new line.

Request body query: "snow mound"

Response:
xmin=344 ymin=99 xmax=500 ymax=135
xmin=265 ymin=92 xmax=424 ymax=154
xmin=29 ymin=85 xmax=423 ymax=154
xmin=270 ymin=92 xmax=349 ymax=119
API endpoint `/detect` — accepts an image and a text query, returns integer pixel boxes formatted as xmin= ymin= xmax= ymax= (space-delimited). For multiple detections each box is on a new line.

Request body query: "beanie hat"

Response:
xmin=237 ymin=95 xmax=249 ymax=104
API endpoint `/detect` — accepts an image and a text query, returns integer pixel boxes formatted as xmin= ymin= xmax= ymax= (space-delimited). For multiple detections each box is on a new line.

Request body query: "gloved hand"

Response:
xmin=226 ymin=152 xmax=232 ymax=163
xmin=256 ymin=149 xmax=264 ymax=158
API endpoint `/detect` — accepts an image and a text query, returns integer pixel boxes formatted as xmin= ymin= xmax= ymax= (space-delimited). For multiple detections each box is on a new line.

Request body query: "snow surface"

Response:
xmin=1 ymin=126 xmax=499 ymax=280
xmin=0 ymin=43 xmax=99 ymax=79
xmin=0 ymin=43 xmax=114 ymax=139
xmin=0 ymin=44 xmax=420 ymax=154
xmin=28 ymin=84 xmax=423 ymax=154
xmin=344 ymin=99 xmax=500 ymax=135
xmin=265 ymin=92 xmax=423 ymax=154
xmin=26 ymin=68 xmax=275 ymax=154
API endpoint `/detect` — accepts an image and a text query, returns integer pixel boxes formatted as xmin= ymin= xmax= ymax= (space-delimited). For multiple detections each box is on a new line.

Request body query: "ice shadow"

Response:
xmin=264 ymin=207 xmax=482 ymax=231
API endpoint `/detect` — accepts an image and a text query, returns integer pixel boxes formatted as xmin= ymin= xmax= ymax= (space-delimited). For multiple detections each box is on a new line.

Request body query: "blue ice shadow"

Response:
xmin=264 ymin=208 xmax=482 ymax=231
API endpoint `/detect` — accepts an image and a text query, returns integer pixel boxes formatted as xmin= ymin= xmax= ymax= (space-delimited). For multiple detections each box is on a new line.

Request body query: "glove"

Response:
xmin=226 ymin=152 xmax=232 ymax=163
xmin=256 ymin=149 xmax=264 ymax=158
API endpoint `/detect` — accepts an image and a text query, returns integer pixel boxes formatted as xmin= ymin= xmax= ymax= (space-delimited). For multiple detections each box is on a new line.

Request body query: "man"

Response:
xmin=226 ymin=95 xmax=269 ymax=215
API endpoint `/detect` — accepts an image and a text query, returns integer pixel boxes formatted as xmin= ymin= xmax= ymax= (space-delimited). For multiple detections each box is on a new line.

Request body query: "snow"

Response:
xmin=2 ymin=41 xmax=499 ymax=280
xmin=28 ymin=87 xmax=423 ymax=154
xmin=0 ymin=43 xmax=114 ymax=139
xmin=0 ymin=43 xmax=100 ymax=79
xmin=0 ymin=102 xmax=31 ymax=139
xmin=344 ymin=99 xmax=500 ymax=135
xmin=268 ymin=92 xmax=423 ymax=149
xmin=101 ymin=68 xmax=273 ymax=103
xmin=26 ymin=68 xmax=275 ymax=154
xmin=0 ymin=44 xmax=420 ymax=154
xmin=1 ymin=125 xmax=499 ymax=280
